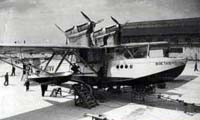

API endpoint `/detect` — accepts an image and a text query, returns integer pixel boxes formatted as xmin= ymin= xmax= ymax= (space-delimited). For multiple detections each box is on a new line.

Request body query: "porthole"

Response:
xmin=116 ymin=65 xmax=119 ymax=69
xmin=125 ymin=65 xmax=128 ymax=69
xmin=120 ymin=65 xmax=123 ymax=69
xmin=130 ymin=65 xmax=133 ymax=69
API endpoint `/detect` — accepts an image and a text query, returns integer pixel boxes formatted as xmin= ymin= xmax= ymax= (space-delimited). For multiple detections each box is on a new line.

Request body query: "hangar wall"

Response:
xmin=121 ymin=17 xmax=200 ymax=60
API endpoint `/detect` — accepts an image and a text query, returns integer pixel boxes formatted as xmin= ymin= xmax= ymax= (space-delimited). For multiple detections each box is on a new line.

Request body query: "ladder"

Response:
xmin=50 ymin=88 xmax=62 ymax=97
xmin=72 ymin=84 xmax=98 ymax=109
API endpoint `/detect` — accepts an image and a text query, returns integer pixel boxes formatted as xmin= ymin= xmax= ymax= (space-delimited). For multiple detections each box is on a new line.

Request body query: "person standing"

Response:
xmin=21 ymin=63 xmax=26 ymax=81
xmin=24 ymin=80 xmax=30 ymax=91
xmin=11 ymin=66 xmax=16 ymax=76
xmin=4 ymin=72 xmax=9 ymax=86
xmin=194 ymin=53 xmax=198 ymax=71
xmin=71 ymin=63 xmax=80 ymax=73
xmin=41 ymin=85 xmax=48 ymax=97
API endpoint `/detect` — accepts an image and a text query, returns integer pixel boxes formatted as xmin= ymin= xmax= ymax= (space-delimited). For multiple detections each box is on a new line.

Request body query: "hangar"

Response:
xmin=121 ymin=17 xmax=200 ymax=60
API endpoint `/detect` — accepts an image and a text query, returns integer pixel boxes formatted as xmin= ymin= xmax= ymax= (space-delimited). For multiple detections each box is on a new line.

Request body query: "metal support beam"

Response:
xmin=62 ymin=51 xmax=82 ymax=74
xmin=73 ymin=51 xmax=98 ymax=75
xmin=54 ymin=52 xmax=68 ymax=73
xmin=147 ymin=43 xmax=150 ymax=58
xmin=64 ymin=56 xmax=74 ymax=67
xmin=0 ymin=56 xmax=52 ymax=75
xmin=44 ymin=52 xmax=55 ymax=71
xmin=124 ymin=47 xmax=134 ymax=58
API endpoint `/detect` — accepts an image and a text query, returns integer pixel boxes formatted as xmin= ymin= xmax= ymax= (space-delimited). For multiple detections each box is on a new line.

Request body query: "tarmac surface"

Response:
xmin=0 ymin=61 xmax=200 ymax=120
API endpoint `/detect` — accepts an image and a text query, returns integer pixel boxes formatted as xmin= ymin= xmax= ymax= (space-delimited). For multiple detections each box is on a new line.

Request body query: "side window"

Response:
xmin=130 ymin=65 xmax=133 ymax=69
xmin=116 ymin=65 xmax=132 ymax=69
xmin=116 ymin=65 xmax=119 ymax=69
xmin=125 ymin=65 xmax=128 ymax=69
xmin=120 ymin=65 xmax=123 ymax=69
xmin=169 ymin=47 xmax=183 ymax=53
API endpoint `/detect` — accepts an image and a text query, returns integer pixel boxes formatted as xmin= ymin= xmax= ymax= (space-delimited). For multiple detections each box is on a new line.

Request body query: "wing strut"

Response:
xmin=124 ymin=47 xmax=134 ymax=58
xmin=0 ymin=58 xmax=26 ymax=73
xmin=54 ymin=51 xmax=68 ymax=73
xmin=73 ymin=51 xmax=98 ymax=75
xmin=58 ymin=50 xmax=83 ymax=74
xmin=0 ymin=54 xmax=53 ymax=75
xmin=44 ymin=52 xmax=55 ymax=71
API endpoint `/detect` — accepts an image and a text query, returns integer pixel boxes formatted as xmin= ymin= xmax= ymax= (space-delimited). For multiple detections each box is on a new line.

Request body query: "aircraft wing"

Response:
xmin=120 ymin=41 xmax=168 ymax=47
xmin=0 ymin=41 xmax=168 ymax=54
xmin=98 ymin=41 xmax=168 ymax=49
xmin=0 ymin=43 xmax=90 ymax=54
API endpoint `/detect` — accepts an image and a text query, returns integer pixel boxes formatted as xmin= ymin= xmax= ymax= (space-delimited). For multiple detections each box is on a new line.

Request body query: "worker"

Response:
xmin=11 ymin=65 xmax=16 ymax=76
xmin=24 ymin=80 xmax=30 ymax=91
xmin=41 ymin=85 xmax=48 ymax=97
xmin=194 ymin=53 xmax=198 ymax=71
xmin=21 ymin=63 xmax=26 ymax=81
xmin=71 ymin=63 xmax=80 ymax=73
xmin=4 ymin=72 xmax=9 ymax=86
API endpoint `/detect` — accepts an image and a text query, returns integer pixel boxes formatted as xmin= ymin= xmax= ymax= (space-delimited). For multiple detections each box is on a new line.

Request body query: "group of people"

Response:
xmin=3 ymin=64 xmax=31 ymax=91
xmin=3 ymin=65 xmax=15 ymax=86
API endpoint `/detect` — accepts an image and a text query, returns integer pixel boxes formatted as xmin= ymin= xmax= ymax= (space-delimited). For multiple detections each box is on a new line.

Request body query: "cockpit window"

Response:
xmin=123 ymin=47 xmax=147 ymax=59
xmin=133 ymin=47 xmax=147 ymax=58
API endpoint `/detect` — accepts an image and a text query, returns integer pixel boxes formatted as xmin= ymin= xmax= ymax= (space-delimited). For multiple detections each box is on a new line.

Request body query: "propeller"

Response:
xmin=95 ymin=19 xmax=104 ymax=24
xmin=110 ymin=16 xmax=122 ymax=44
xmin=81 ymin=11 xmax=92 ymax=22
xmin=111 ymin=16 xmax=120 ymax=25
xmin=80 ymin=11 xmax=104 ymax=33
xmin=55 ymin=24 xmax=65 ymax=33
xmin=54 ymin=24 xmax=70 ymax=44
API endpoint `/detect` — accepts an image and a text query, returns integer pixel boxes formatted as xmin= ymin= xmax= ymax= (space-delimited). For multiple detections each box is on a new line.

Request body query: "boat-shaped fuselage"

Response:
xmin=107 ymin=57 xmax=186 ymax=81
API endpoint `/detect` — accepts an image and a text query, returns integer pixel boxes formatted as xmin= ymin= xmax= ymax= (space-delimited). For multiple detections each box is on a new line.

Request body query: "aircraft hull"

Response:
xmin=28 ymin=58 xmax=186 ymax=87
xmin=77 ymin=63 xmax=185 ymax=86
xmin=111 ymin=63 xmax=186 ymax=85
xmin=108 ymin=58 xmax=186 ymax=79
xmin=76 ymin=57 xmax=186 ymax=86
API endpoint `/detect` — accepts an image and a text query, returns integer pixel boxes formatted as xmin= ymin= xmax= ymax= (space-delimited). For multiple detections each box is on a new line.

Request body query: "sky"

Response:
xmin=0 ymin=0 xmax=199 ymax=44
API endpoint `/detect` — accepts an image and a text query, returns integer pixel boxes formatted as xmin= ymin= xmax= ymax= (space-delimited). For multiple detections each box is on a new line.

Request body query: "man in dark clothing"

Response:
xmin=41 ymin=85 xmax=48 ymax=97
xmin=23 ymin=64 xmax=26 ymax=74
xmin=4 ymin=72 xmax=9 ymax=86
xmin=11 ymin=66 xmax=16 ymax=76
xmin=194 ymin=62 xmax=198 ymax=71
xmin=71 ymin=63 xmax=80 ymax=73
xmin=194 ymin=53 xmax=198 ymax=71
xmin=24 ymin=80 xmax=30 ymax=91
xmin=21 ymin=64 xmax=26 ymax=81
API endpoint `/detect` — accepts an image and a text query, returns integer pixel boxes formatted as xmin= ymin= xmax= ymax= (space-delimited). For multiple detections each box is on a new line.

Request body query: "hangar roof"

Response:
xmin=122 ymin=17 xmax=200 ymax=36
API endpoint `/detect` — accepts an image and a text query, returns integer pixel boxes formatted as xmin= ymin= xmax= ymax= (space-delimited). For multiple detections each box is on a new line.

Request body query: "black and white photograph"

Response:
xmin=0 ymin=0 xmax=200 ymax=120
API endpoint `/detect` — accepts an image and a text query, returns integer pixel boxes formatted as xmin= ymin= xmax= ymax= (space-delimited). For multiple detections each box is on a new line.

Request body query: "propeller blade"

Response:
xmin=65 ymin=26 xmax=75 ymax=33
xmin=81 ymin=11 xmax=92 ymax=22
xmin=111 ymin=16 xmax=120 ymax=25
xmin=55 ymin=24 xmax=65 ymax=33
xmin=95 ymin=19 xmax=104 ymax=24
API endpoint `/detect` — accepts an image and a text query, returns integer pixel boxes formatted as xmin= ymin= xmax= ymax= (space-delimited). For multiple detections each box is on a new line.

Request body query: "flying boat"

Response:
xmin=0 ymin=12 xmax=186 ymax=108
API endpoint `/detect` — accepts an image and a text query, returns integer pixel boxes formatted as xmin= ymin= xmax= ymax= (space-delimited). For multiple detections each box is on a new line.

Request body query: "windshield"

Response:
xmin=123 ymin=47 xmax=147 ymax=59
